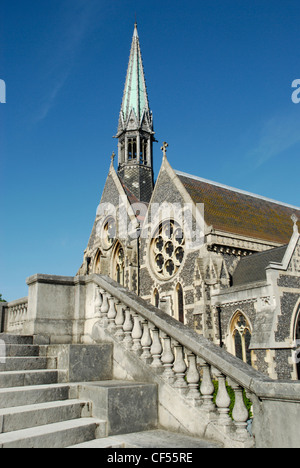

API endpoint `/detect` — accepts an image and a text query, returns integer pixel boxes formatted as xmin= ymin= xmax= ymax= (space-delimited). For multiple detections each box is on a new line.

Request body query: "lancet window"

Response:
xmin=231 ymin=312 xmax=252 ymax=366
xmin=153 ymin=289 xmax=160 ymax=308
xmin=93 ymin=250 xmax=101 ymax=274
xmin=128 ymin=137 xmax=137 ymax=161
xmin=114 ymin=243 xmax=125 ymax=286
xmin=140 ymin=138 xmax=148 ymax=165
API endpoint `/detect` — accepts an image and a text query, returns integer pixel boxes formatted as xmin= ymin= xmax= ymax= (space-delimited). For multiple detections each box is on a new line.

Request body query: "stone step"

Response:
xmin=69 ymin=436 xmax=125 ymax=448
xmin=4 ymin=345 xmax=40 ymax=357
xmin=0 ymin=334 xmax=33 ymax=345
xmin=0 ymin=418 xmax=106 ymax=448
xmin=0 ymin=383 xmax=70 ymax=409
xmin=0 ymin=357 xmax=48 ymax=372
xmin=78 ymin=380 xmax=158 ymax=436
xmin=69 ymin=430 xmax=222 ymax=449
xmin=0 ymin=369 xmax=58 ymax=388
xmin=0 ymin=399 xmax=91 ymax=433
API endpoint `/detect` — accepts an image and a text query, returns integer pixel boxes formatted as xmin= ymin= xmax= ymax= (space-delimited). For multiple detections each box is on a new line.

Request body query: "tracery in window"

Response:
xmin=114 ymin=243 xmax=125 ymax=286
xmin=231 ymin=312 xmax=252 ymax=366
xmin=150 ymin=221 xmax=185 ymax=280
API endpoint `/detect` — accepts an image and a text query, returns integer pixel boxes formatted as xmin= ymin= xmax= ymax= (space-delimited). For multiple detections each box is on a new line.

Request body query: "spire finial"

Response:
xmin=161 ymin=141 xmax=169 ymax=158
xmin=133 ymin=19 xmax=138 ymax=37
xmin=291 ymin=214 xmax=299 ymax=234
xmin=111 ymin=151 xmax=116 ymax=165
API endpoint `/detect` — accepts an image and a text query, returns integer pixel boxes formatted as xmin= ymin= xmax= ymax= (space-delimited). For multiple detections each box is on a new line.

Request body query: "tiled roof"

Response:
xmin=176 ymin=171 xmax=300 ymax=245
xmin=232 ymin=245 xmax=288 ymax=286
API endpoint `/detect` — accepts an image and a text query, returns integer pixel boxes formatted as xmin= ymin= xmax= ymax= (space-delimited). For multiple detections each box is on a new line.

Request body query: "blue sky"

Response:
xmin=1 ymin=0 xmax=300 ymax=301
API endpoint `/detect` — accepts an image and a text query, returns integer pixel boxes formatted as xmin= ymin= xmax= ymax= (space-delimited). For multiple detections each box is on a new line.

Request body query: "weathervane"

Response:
xmin=161 ymin=141 xmax=169 ymax=158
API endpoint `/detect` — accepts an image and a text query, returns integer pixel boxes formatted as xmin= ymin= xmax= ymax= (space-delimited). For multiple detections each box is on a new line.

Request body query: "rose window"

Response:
xmin=151 ymin=221 xmax=185 ymax=279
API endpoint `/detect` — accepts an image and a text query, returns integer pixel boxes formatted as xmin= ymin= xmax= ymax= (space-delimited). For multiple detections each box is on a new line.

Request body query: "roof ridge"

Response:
xmin=175 ymin=170 xmax=300 ymax=211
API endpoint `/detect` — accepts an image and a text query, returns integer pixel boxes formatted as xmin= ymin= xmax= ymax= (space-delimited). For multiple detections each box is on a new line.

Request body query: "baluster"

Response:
xmin=231 ymin=383 xmax=249 ymax=438
xmin=186 ymin=352 xmax=201 ymax=404
xmin=150 ymin=327 xmax=163 ymax=369
xmin=215 ymin=370 xmax=231 ymax=426
xmin=131 ymin=312 xmax=143 ymax=355
xmin=100 ymin=291 xmax=109 ymax=327
xmin=115 ymin=302 xmax=125 ymax=341
xmin=161 ymin=334 xmax=175 ymax=383
xmin=173 ymin=342 xmax=188 ymax=390
xmin=199 ymin=359 xmax=215 ymax=411
xmin=123 ymin=307 xmax=133 ymax=349
xmin=107 ymin=296 xmax=117 ymax=331
xmin=141 ymin=320 xmax=152 ymax=363
xmin=94 ymin=287 xmax=103 ymax=316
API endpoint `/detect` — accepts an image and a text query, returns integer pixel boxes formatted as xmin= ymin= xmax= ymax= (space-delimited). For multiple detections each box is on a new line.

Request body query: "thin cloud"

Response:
xmin=34 ymin=73 xmax=69 ymax=123
xmin=247 ymin=113 xmax=300 ymax=168
xmin=34 ymin=0 xmax=101 ymax=124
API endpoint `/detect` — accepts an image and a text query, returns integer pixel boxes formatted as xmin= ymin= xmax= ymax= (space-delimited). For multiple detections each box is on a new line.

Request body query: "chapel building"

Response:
xmin=78 ymin=23 xmax=300 ymax=381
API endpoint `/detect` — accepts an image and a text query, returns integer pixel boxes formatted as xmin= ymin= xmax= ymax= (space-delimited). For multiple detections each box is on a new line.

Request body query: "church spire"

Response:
xmin=115 ymin=23 xmax=155 ymax=204
xmin=120 ymin=22 xmax=151 ymax=126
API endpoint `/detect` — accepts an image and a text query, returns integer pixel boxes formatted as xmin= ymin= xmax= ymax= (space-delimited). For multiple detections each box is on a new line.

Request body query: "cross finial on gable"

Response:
xmin=161 ymin=141 xmax=169 ymax=158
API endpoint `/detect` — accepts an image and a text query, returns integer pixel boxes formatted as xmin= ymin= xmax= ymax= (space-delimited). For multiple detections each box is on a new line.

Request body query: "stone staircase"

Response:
xmin=0 ymin=334 xmax=107 ymax=448
xmin=0 ymin=334 xmax=219 ymax=449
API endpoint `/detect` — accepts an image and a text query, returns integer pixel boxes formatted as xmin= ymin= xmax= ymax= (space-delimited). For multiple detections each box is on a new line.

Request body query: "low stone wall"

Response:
xmin=0 ymin=298 xmax=28 ymax=334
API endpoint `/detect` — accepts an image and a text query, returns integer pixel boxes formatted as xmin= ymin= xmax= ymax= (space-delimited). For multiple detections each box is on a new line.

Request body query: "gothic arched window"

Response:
xmin=231 ymin=312 xmax=252 ymax=366
xmin=114 ymin=243 xmax=125 ymax=286
xmin=93 ymin=250 xmax=102 ymax=274
xmin=153 ymin=289 xmax=160 ymax=308
xmin=140 ymin=138 xmax=148 ymax=165
xmin=128 ymin=138 xmax=137 ymax=161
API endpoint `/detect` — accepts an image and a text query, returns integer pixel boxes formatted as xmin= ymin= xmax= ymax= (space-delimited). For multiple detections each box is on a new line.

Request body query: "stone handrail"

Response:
xmin=0 ymin=297 xmax=29 ymax=334
xmin=89 ymin=276 xmax=261 ymax=444
xmin=89 ymin=275 xmax=300 ymax=448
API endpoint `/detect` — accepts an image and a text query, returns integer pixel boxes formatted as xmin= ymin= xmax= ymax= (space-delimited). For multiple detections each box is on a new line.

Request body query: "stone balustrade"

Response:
xmin=91 ymin=276 xmax=265 ymax=446
xmin=88 ymin=274 xmax=300 ymax=448
xmin=0 ymin=298 xmax=28 ymax=334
